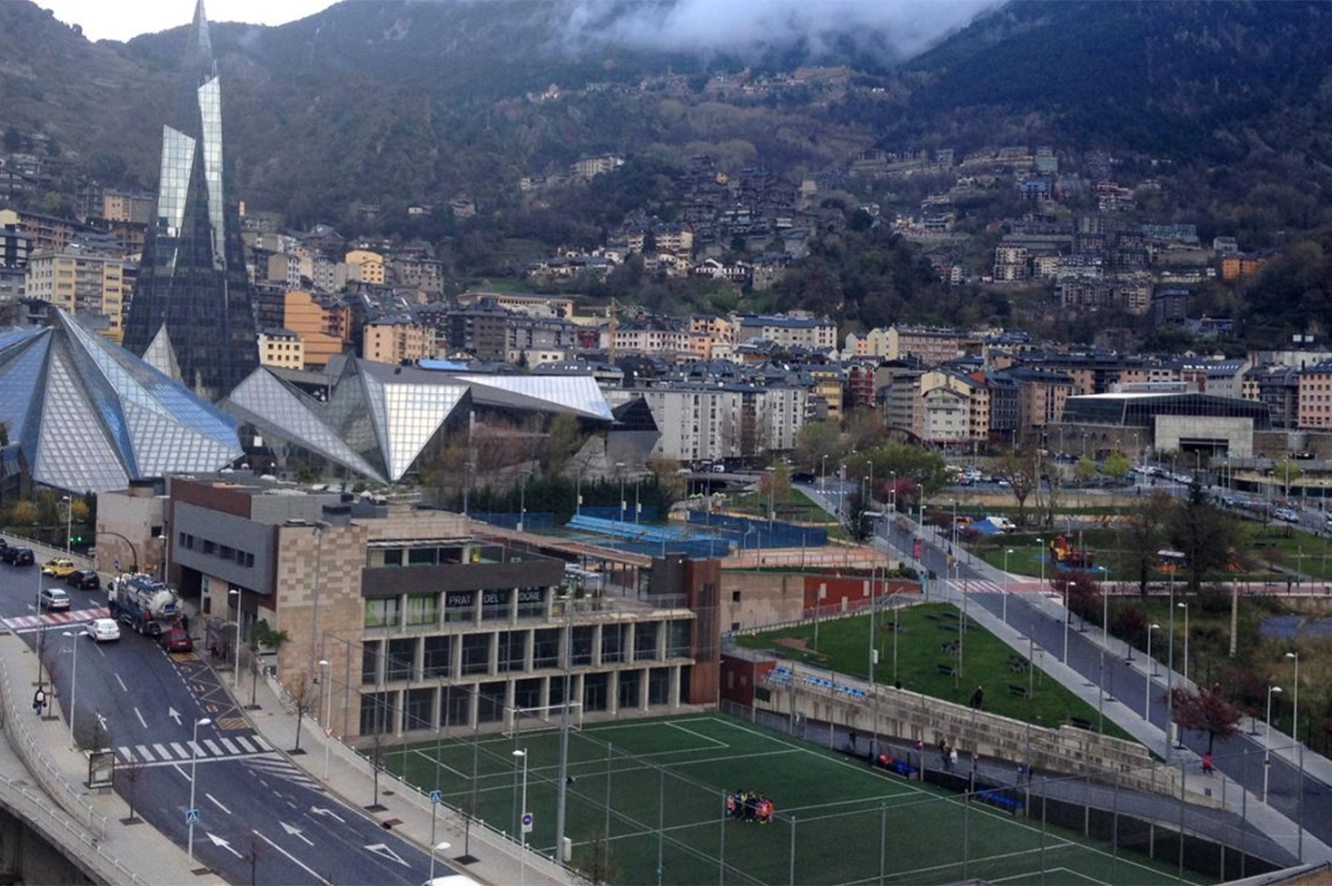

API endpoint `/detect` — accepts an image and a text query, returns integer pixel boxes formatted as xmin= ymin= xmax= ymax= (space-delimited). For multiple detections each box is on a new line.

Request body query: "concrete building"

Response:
xmin=735 ymin=314 xmax=836 ymax=350
xmin=344 ymin=249 xmax=385 ymax=285
xmin=145 ymin=476 xmax=716 ymax=743
xmin=638 ymin=385 xmax=809 ymax=462
xmin=362 ymin=317 xmax=436 ymax=365
xmin=24 ymin=246 xmax=126 ymax=343
xmin=282 ymin=289 xmax=351 ymax=368
xmin=257 ymin=328 xmax=305 ymax=369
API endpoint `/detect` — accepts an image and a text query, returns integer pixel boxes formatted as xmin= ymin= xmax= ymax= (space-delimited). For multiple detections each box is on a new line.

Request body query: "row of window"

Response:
xmin=359 ymin=668 xmax=677 ymax=735
xmin=364 ymin=586 xmax=548 ymax=628
xmin=361 ymin=620 xmax=692 ymax=683
xmin=178 ymin=532 xmax=256 ymax=568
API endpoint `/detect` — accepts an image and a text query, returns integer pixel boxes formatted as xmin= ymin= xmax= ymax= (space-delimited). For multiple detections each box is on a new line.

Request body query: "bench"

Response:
xmin=937 ymin=664 xmax=957 ymax=676
xmin=977 ymin=789 xmax=1024 ymax=814
xmin=937 ymin=623 xmax=959 ymax=632
xmin=1008 ymin=657 xmax=1029 ymax=673
xmin=1068 ymin=716 xmax=1094 ymax=731
xmin=1007 ymin=683 xmax=1030 ymax=698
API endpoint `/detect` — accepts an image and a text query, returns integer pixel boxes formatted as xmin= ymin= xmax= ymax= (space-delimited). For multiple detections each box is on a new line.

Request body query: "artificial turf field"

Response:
xmin=382 ymin=713 xmax=1212 ymax=886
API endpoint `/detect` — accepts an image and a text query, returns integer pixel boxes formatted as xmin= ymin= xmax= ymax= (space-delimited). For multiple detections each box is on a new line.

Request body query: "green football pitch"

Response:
xmin=381 ymin=714 xmax=1213 ymax=886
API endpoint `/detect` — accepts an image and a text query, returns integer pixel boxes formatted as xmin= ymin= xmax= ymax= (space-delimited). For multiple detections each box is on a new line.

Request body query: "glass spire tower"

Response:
xmin=123 ymin=0 xmax=257 ymax=401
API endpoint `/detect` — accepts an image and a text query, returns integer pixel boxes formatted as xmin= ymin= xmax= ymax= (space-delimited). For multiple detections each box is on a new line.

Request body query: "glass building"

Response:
xmin=123 ymin=0 xmax=257 ymax=401
xmin=0 ymin=310 xmax=243 ymax=494
xmin=222 ymin=360 xmax=616 ymax=484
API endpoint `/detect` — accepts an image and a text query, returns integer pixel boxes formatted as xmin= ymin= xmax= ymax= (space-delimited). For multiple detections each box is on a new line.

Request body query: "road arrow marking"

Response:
xmin=207 ymin=832 xmax=242 ymax=858
xmin=168 ymin=707 xmax=182 ymax=726
xmin=309 ymin=806 xmax=345 ymax=824
xmin=281 ymin=821 xmax=314 ymax=846
xmin=364 ymin=843 xmax=409 ymax=866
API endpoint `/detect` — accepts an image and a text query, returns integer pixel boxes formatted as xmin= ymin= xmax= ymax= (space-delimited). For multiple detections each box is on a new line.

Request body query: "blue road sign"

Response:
xmin=429 ymin=790 xmax=442 ymax=804
xmin=186 ymin=809 xmax=200 ymax=824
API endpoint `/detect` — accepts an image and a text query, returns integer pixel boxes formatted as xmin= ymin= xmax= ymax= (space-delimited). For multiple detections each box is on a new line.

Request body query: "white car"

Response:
xmin=85 ymin=618 xmax=121 ymax=642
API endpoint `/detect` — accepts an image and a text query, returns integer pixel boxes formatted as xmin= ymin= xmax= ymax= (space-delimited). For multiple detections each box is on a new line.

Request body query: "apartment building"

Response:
xmin=1298 ymin=361 xmax=1332 ymax=430
xmin=919 ymin=370 xmax=990 ymax=444
xmin=638 ymin=385 xmax=809 ymax=461
xmin=24 ymin=246 xmax=125 ymax=342
xmin=282 ymin=289 xmax=351 ymax=367
xmin=735 ymin=314 xmax=836 ymax=350
xmin=362 ymin=316 xmax=436 ymax=365
xmin=257 ymin=328 xmax=305 ymax=369
xmin=344 ymin=249 xmax=386 ymax=285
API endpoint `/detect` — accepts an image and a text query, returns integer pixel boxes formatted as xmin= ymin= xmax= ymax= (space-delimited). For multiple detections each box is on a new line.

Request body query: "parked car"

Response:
xmin=160 ymin=626 xmax=194 ymax=653
xmin=39 ymin=587 xmax=71 ymax=611
xmin=0 ymin=538 xmax=7 ymax=556
xmin=65 ymin=569 xmax=100 ymax=590
xmin=1274 ymin=508 xmax=1301 ymax=524
xmin=41 ymin=557 xmax=77 ymax=578
xmin=85 ymin=618 xmax=121 ymax=642
xmin=7 ymin=547 xmax=34 ymax=566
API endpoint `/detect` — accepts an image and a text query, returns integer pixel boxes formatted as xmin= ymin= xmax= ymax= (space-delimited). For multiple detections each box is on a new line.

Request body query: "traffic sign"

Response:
xmin=186 ymin=809 xmax=200 ymax=824
xmin=521 ymin=811 xmax=533 ymax=834
xmin=429 ymin=789 xmax=442 ymax=805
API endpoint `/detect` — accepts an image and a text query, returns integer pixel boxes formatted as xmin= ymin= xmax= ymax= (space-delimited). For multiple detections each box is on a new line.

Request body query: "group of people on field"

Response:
xmin=726 ymin=790 xmax=774 ymax=823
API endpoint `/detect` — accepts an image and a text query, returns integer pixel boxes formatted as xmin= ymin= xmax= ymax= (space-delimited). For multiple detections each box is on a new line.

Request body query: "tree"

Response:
xmin=1103 ymin=451 xmax=1132 ymax=484
xmin=1170 ymin=684 xmax=1244 ymax=754
xmin=1168 ymin=478 xmax=1240 ymax=594
xmin=251 ymin=620 xmax=290 ymax=710
xmin=1273 ymin=459 xmax=1301 ymax=500
xmin=793 ymin=421 xmax=843 ymax=474
xmin=1120 ymin=490 xmax=1173 ymax=595
xmin=287 ymin=674 xmax=314 ymax=755
xmin=1075 ymin=455 xmax=1098 ymax=485
xmin=1053 ymin=572 xmax=1102 ymax=625
xmin=571 ymin=829 xmax=624 ymax=886
xmin=118 ymin=757 xmax=146 ymax=825
xmin=994 ymin=448 xmax=1036 ymax=526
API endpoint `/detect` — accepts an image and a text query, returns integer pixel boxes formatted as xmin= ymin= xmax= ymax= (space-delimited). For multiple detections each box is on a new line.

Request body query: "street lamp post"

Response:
xmin=60 ymin=630 xmax=80 ymax=747
xmin=518 ymin=471 xmax=529 ymax=533
xmin=320 ymin=658 xmax=332 ymax=780
xmin=1264 ymin=686 xmax=1283 ymax=803
xmin=61 ymin=495 xmax=72 ymax=553
xmin=429 ymin=841 xmax=452 ymax=884
xmin=821 ymin=454 xmax=828 ymax=495
xmin=1036 ymin=537 xmax=1045 ymax=594
xmin=1145 ymin=624 xmax=1160 ymax=722
xmin=188 ymin=717 xmax=213 ymax=859
xmin=1286 ymin=651 xmax=1300 ymax=746
xmin=616 ymin=462 xmax=626 ymax=523
xmin=1178 ymin=602 xmax=1190 ymax=686
xmin=1003 ymin=549 xmax=1014 ymax=625
xmin=229 ymin=587 xmax=244 ymax=689
xmin=513 ymin=748 xmax=529 ymax=886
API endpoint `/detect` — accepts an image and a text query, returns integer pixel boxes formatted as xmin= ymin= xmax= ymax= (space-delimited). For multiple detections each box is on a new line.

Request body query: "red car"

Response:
xmin=160 ymin=626 xmax=194 ymax=653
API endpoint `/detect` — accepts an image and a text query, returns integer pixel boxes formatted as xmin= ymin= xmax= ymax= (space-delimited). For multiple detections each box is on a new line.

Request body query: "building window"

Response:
xmin=422 ymin=635 xmax=452 ymax=679
xmin=583 ymin=672 xmax=608 ymax=712
xmin=571 ymin=626 xmax=595 ymax=666
xmin=601 ymin=624 xmax=625 ymax=664
xmin=618 ymin=669 xmax=641 ymax=709
xmin=361 ymin=641 xmax=381 ymax=685
xmin=481 ymin=589 xmax=510 ymax=621
xmin=648 ymin=668 xmax=671 ymax=705
xmin=497 ymin=631 xmax=525 ymax=672
xmin=382 ymin=549 xmax=403 ymax=567
xmin=514 ymin=678 xmax=542 ymax=713
xmin=359 ymin=691 xmax=395 ymax=735
xmin=444 ymin=591 xmax=474 ymax=623
xmin=442 ymin=686 xmax=470 ymax=727
xmin=634 ymin=623 xmax=659 ymax=662
xmin=386 ymin=638 xmax=415 ymax=682
xmin=667 ymin=620 xmax=691 ymax=659
xmin=532 ymin=629 xmax=559 ymax=669
xmin=477 ymin=683 xmax=506 ymax=723
xmin=516 ymin=588 xmax=545 ymax=619
xmin=406 ymin=594 xmax=438 ymax=626
xmin=405 ymin=687 xmax=434 ymax=732
xmin=365 ymin=597 xmax=400 ymax=629
xmin=461 ymin=634 xmax=490 ymax=676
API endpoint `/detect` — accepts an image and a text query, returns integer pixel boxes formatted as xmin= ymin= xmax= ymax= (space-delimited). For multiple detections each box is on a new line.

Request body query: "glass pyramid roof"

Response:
xmin=0 ymin=310 xmax=242 ymax=494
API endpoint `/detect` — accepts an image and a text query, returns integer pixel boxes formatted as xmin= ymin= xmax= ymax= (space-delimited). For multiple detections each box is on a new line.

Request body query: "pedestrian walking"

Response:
xmin=949 ymin=748 xmax=959 ymax=771
xmin=1202 ymin=752 xmax=1213 ymax=776
xmin=848 ymin=728 xmax=857 ymax=753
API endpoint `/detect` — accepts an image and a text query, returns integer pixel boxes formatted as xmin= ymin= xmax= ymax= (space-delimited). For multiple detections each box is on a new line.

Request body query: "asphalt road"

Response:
xmin=0 ymin=561 xmax=449 ymax=886
xmin=880 ymin=517 xmax=1330 ymax=852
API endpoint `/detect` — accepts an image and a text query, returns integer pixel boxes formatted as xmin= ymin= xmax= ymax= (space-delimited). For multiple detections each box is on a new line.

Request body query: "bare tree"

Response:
xmin=570 ymin=829 xmax=623 ymax=886
xmin=287 ymin=672 xmax=313 ymax=755
xmin=118 ymin=757 xmax=146 ymax=825
xmin=1120 ymin=489 xmax=1173 ymax=595
xmin=1170 ymin=684 xmax=1244 ymax=754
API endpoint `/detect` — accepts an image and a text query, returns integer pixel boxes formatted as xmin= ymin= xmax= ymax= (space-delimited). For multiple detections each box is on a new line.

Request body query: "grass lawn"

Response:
xmin=383 ymin=714 xmax=1206 ymax=886
xmin=732 ymin=602 xmax=1134 ymax=741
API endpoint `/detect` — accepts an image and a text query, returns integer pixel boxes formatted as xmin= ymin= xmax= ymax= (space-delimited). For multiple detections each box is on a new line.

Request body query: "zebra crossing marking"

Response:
xmin=216 ymin=716 xmax=249 ymax=731
xmin=114 ymin=733 xmax=281 ymax=768
xmin=3 ymin=607 xmax=111 ymax=633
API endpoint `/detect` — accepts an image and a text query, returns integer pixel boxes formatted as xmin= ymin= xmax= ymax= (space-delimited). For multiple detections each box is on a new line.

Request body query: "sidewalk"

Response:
xmin=231 ymin=662 xmax=577 ymax=886
xmin=0 ymin=631 xmax=225 ymax=886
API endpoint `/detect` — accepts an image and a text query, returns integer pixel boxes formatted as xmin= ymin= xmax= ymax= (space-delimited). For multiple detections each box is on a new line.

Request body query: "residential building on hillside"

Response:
xmin=735 ymin=314 xmax=836 ymax=350
xmin=362 ymin=316 xmax=436 ymax=365
xmin=282 ymin=289 xmax=351 ymax=368
xmin=638 ymin=385 xmax=809 ymax=462
xmin=24 ymin=246 xmax=126 ymax=343
xmin=257 ymin=328 xmax=304 ymax=369
xmin=344 ymin=249 xmax=385 ymax=285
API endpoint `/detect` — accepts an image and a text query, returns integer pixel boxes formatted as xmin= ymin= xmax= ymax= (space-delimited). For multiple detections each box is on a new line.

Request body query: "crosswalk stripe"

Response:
xmin=252 ymin=735 xmax=271 ymax=751
xmin=235 ymin=736 xmax=256 ymax=753
xmin=188 ymin=741 xmax=204 ymax=757
xmin=152 ymin=743 xmax=170 ymax=760
xmin=220 ymin=738 xmax=239 ymax=754
xmin=136 ymin=744 xmax=154 ymax=762
xmin=169 ymin=742 xmax=189 ymax=759
xmin=203 ymin=739 xmax=223 ymax=755
xmin=118 ymin=747 xmax=135 ymax=762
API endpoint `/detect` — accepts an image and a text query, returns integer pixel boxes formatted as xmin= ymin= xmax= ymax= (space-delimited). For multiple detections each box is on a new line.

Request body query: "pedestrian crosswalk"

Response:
xmin=116 ymin=732 xmax=272 ymax=765
xmin=3 ymin=607 xmax=110 ymax=633
xmin=241 ymin=754 xmax=326 ymax=792
xmin=948 ymin=579 xmax=1041 ymax=595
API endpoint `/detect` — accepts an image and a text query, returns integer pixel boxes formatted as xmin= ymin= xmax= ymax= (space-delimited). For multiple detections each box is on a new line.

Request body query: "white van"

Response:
xmin=421 ymin=876 xmax=485 ymax=886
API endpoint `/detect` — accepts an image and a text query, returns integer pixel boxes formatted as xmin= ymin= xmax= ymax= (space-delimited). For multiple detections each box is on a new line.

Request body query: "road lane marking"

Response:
xmin=188 ymin=741 xmax=204 ymax=757
xmin=206 ymin=793 xmax=232 ymax=814
xmin=169 ymin=742 xmax=189 ymax=759
xmin=117 ymin=747 xmax=135 ymax=762
xmin=152 ymin=743 xmax=171 ymax=760
xmin=203 ymin=739 xmax=223 ymax=755
xmin=220 ymin=738 xmax=239 ymax=754
xmin=253 ymin=735 xmax=272 ymax=751
xmin=115 ymin=674 xmax=128 ymax=692
xmin=136 ymin=744 xmax=154 ymax=762
xmin=253 ymin=830 xmax=331 ymax=885
xmin=134 ymin=707 xmax=147 ymax=729
xmin=235 ymin=736 xmax=257 ymax=753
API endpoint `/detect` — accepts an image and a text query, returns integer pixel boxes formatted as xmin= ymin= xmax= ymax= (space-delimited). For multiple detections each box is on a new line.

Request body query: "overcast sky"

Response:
xmin=37 ymin=0 xmax=336 ymax=42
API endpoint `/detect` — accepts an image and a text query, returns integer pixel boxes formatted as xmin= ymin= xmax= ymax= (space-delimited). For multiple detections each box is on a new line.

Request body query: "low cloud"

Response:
xmin=558 ymin=0 xmax=1003 ymax=63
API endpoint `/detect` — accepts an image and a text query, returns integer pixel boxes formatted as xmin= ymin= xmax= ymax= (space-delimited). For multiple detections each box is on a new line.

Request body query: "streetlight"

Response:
xmin=1144 ymin=623 xmax=1160 ymax=722
xmin=512 ymin=748 xmax=529 ymax=886
xmin=1286 ymin=651 xmax=1299 ymax=746
xmin=518 ymin=470 xmax=529 ymax=533
xmin=616 ymin=462 xmax=626 ymax=523
xmin=1003 ymin=549 xmax=1014 ymax=624
xmin=229 ymin=587 xmax=244 ymax=689
xmin=1177 ymin=602 xmax=1190 ymax=686
xmin=429 ymin=841 xmax=452 ymax=884
xmin=1035 ymin=538 xmax=1045 ymax=594
xmin=188 ymin=717 xmax=213 ymax=859
xmin=1264 ymin=686 xmax=1283 ymax=804
xmin=821 ymin=454 xmax=828 ymax=494
xmin=61 ymin=495 xmax=73 ymax=553
xmin=60 ymin=630 xmax=80 ymax=747
xmin=320 ymin=658 xmax=332 ymax=780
